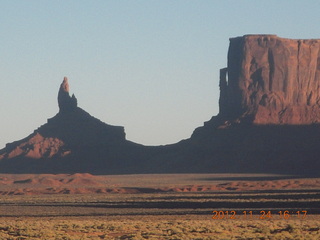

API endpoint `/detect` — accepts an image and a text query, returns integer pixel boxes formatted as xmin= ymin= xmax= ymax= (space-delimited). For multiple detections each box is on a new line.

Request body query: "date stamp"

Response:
xmin=211 ymin=210 xmax=308 ymax=220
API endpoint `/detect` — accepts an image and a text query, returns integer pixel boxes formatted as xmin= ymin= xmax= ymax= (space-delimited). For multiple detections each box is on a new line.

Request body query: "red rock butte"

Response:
xmin=219 ymin=34 xmax=320 ymax=124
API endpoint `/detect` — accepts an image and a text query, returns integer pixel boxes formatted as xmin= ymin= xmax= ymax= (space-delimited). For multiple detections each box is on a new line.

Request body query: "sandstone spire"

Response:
xmin=58 ymin=77 xmax=77 ymax=112
xmin=61 ymin=76 xmax=70 ymax=92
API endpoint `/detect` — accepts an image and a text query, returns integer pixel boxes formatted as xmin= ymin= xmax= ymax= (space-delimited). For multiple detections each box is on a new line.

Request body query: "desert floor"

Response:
xmin=0 ymin=173 xmax=319 ymax=239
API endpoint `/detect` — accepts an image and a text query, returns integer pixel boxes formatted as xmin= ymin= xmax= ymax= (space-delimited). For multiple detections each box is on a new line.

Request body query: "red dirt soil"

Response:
xmin=0 ymin=173 xmax=319 ymax=195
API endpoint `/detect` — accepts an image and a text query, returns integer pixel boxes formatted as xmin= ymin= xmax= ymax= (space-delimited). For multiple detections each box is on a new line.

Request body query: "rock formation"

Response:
xmin=190 ymin=35 xmax=320 ymax=176
xmin=0 ymin=78 xmax=130 ymax=173
xmin=1 ymin=35 xmax=320 ymax=175
xmin=219 ymin=35 xmax=320 ymax=124
xmin=58 ymin=77 xmax=77 ymax=112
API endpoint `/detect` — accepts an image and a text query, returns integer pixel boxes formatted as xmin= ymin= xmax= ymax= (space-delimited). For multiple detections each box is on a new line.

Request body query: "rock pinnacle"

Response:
xmin=58 ymin=77 xmax=77 ymax=112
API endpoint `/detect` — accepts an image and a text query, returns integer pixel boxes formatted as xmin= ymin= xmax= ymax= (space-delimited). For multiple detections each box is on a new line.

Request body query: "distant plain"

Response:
xmin=0 ymin=173 xmax=319 ymax=239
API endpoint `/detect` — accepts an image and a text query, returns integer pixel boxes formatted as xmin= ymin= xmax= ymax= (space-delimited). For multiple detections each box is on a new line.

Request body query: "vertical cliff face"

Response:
xmin=220 ymin=35 xmax=320 ymax=124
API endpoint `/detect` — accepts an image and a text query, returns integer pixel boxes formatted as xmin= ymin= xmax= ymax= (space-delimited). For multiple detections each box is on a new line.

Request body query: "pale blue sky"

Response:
xmin=1 ymin=0 xmax=319 ymax=148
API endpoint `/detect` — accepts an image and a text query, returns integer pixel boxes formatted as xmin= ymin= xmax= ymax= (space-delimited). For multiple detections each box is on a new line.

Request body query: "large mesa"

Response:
xmin=219 ymin=35 xmax=320 ymax=124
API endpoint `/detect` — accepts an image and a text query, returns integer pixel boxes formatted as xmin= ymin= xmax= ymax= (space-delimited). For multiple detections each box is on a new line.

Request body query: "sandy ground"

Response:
xmin=0 ymin=173 xmax=319 ymax=239
xmin=0 ymin=173 xmax=319 ymax=195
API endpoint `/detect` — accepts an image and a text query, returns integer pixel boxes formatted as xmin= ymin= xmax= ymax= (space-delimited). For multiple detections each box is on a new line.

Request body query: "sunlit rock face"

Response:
xmin=219 ymin=35 xmax=320 ymax=124
xmin=190 ymin=35 xmax=320 ymax=176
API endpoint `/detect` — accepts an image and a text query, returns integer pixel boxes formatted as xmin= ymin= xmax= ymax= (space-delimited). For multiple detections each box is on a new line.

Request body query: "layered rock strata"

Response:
xmin=219 ymin=35 xmax=320 ymax=124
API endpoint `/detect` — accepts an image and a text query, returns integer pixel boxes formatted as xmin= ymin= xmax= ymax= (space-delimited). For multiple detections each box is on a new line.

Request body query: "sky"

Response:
xmin=1 ymin=0 xmax=320 ymax=148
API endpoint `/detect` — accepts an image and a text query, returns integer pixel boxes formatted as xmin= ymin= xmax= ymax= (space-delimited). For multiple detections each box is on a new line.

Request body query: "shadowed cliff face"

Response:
xmin=58 ymin=77 xmax=78 ymax=113
xmin=220 ymin=35 xmax=320 ymax=124
xmin=0 ymin=78 xmax=129 ymax=173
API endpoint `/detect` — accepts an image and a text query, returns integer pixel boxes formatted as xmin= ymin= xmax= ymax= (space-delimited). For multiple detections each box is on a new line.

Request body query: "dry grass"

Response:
xmin=0 ymin=216 xmax=319 ymax=239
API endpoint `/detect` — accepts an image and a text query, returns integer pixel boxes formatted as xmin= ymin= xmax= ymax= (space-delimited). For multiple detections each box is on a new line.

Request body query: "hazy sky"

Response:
xmin=1 ymin=0 xmax=319 ymax=148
